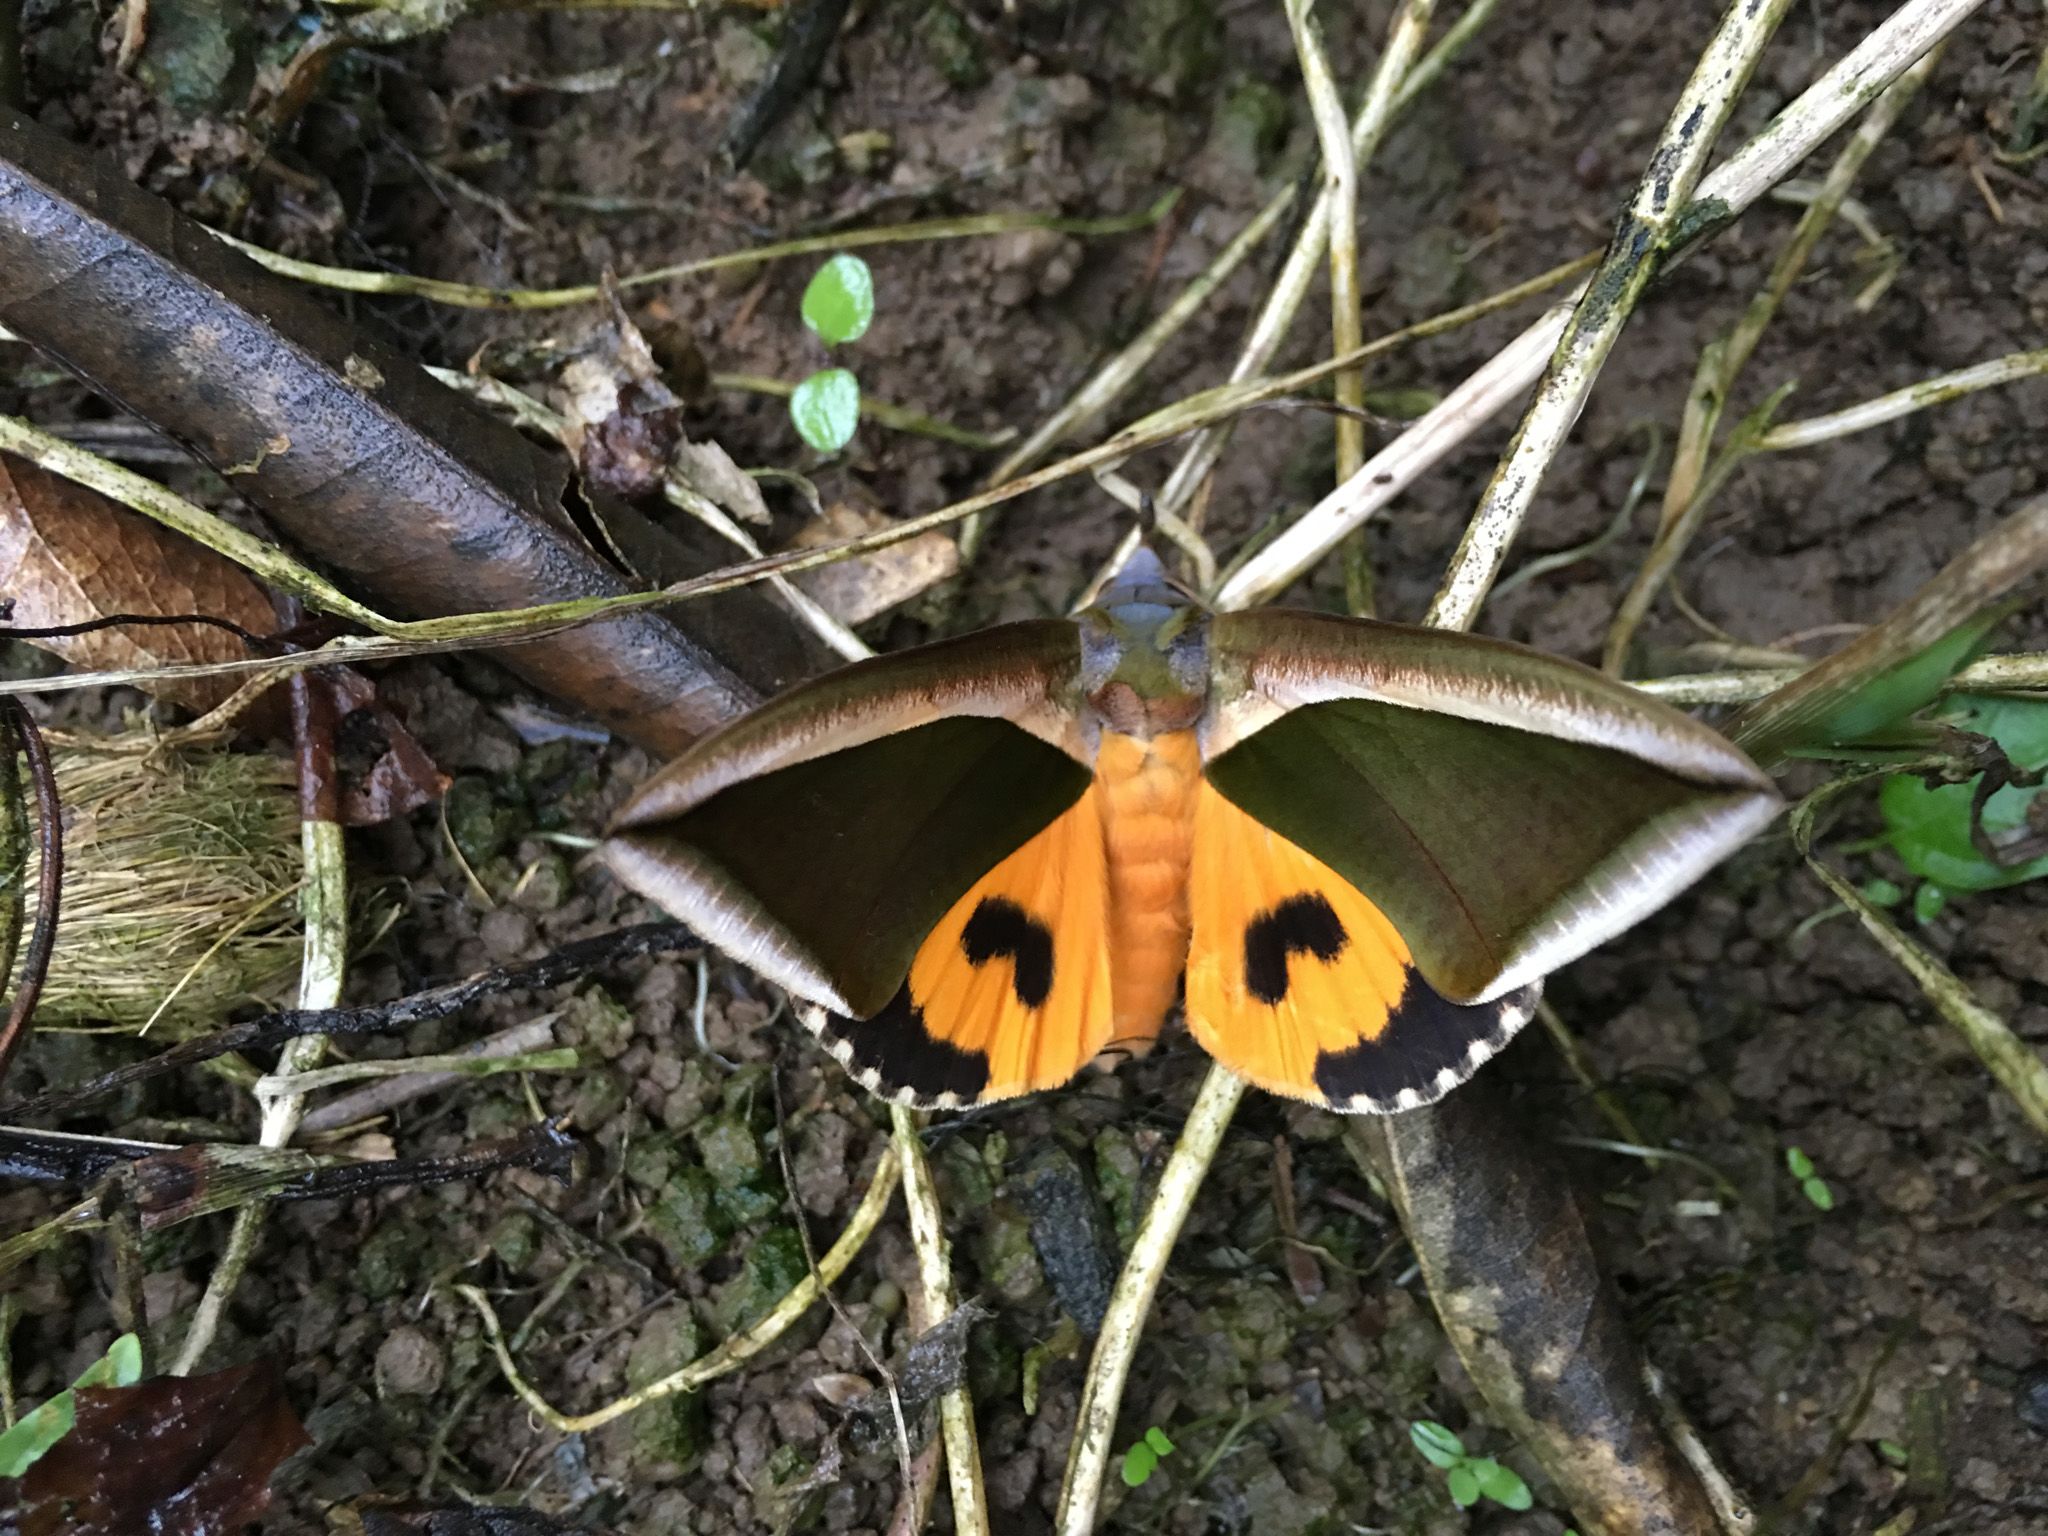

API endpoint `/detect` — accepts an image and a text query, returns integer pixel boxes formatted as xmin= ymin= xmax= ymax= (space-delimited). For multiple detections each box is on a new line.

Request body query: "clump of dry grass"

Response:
xmin=14 ymin=747 xmax=302 ymax=1033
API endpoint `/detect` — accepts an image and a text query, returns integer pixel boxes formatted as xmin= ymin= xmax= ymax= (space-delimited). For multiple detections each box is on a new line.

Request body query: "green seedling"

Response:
xmin=0 ymin=1332 xmax=143 ymax=1477
xmin=1880 ymin=693 xmax=2048 ymax=912
xmin=1785 ymin=1146 xmax=1835 ymax=1211
xmin=1119 ymin=1424 xmax=1176 ymax=1488
xmin=791 ymin=253 xmax=874 ymax=454
xmin=1408 ymin=1420 xmax=1533 ymax=1511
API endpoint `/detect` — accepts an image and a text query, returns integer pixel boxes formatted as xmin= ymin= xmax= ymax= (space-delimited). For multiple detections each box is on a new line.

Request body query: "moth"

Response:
xmin=602 ymin=549 xmax=1780 ymax=1113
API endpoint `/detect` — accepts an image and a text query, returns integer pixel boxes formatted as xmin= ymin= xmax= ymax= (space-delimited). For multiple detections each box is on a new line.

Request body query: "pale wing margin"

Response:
xmin=1205 ymin=610 xmax=1782 ymax=1002
xmin=602 ymin=620 xmax=1092 ymax=1017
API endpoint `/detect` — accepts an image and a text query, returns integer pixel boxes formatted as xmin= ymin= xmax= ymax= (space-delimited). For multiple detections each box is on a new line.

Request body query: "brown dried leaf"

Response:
xmin=18 ymin=1357 xmax=309 ymax=1536
xmin=673 ymin=438 xmax=772 ymax=527
xmin=322 ymin=669 xmax=449 ymax=826
xmin=787 ymin=504 xmax=959 ymax=624
xmin=0 ymin=452 xmax=278 ymax=714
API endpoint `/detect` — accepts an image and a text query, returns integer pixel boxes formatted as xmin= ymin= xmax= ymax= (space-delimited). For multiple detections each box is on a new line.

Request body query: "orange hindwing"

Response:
xmin=1185 ymin=784 xmax=1535 ymax=1112
xmin=813 ymin=788 xmax=1113 ymax=1106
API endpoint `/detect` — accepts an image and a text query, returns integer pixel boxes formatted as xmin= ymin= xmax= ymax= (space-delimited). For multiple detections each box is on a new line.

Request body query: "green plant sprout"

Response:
xmin=1408 ymin=1419 xmax=1534 ymax=1511
xmin=791 ymin=253 xmax=874 ymax=455
xmin=1785 ymin=1146 xmax=1836 ymax=1211
xmin=0 ymin=1332 xmax=142 ymax=1477
xmin=1119 ymin=1424 xmax=1176 ymax=1487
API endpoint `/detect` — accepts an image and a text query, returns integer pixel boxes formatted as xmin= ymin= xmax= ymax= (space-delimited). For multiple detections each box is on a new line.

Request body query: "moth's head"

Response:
xmin=1077 ymin=545 xmax=1210 ymax=736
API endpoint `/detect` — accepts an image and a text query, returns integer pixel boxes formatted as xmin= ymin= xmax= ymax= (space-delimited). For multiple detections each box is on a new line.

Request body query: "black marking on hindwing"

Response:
xmin=820 ymin=983 xmax=991 ymax=1103
xmin=1244 ymin=893 xmax=1348 ymax=1004
xmin=960 ymin=897 xmax=1055 ymax=1008
xmin=1311 ymin=977 xmax=1540 ymax=1112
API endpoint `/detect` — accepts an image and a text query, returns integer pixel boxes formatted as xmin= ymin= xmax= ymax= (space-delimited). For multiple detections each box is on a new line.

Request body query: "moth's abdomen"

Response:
xmin=1096 ymin=729 xmax=1201 ymax=1048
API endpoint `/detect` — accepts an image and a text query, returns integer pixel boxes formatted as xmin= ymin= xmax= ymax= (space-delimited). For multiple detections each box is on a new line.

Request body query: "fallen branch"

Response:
xmin=0 ymin=107 xmax=815 ymax=755
xmin=1359 ymin=1082 xmax=1748 ymax=1535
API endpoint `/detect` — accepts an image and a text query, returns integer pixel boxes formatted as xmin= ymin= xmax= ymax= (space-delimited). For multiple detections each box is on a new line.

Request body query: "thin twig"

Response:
xmin=710 ymin=373 xmax=1013 ymax=450
xmin=0 ymin=700 xmax=60 ymax=1092
xmin=958 ymin=189 xmax=1296 ymax=564
xmin=1 ymin=922 xmax=695 ymax=1123
xmin=1427 ymin=0 xmax=1798 ymax=632
xmin=892 ymin=1105 xmax=989 ymax=1536
xmin=172 ymin=675 xmax=348 ymax=1374
xmin=1054 ymin=1067 xmax=1247 ymax=1534
xmin=1634 ymin=649 xmax=2048 ymax=706
xmin=772 ymin=1072 xmax=913 ymax=1492
xmin=1286 ymin=0 xmax=1373 ymax=483
xmin=213 ymin=196 xmax=1180 ymax=311
xmin=1218 ymin=0 xmax=1988 ymax=611
xmin=1160 ymin=0 xmax=1499 ymax=527
xmin=1753 ymin=345 xmax=2048 ymax=451
xmin=457 ymin=1149 xmax=901 ymax=1432
xmin=1602 ymin=49 xmax=1944 ymax=672
xmin=297 ymin=1018 xmax=561 ymax=1136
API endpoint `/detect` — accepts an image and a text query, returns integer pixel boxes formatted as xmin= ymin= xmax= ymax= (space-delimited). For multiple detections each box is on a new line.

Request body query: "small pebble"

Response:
xmin=374 ymin=1325 xmax=446 ymax=1398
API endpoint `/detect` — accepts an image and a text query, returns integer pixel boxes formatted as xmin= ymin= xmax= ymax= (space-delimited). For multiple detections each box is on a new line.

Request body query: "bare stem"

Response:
xmin=172 ymin=815 xmax=347 ymax=1374
xmin=1602 ymin=49 xmax=1942 ymax=673
xmin=958 ymin=189 xmax=1296 ymax=563
xmin=1054 ymin=1066 xmax=1248 ymax=1534
xmin=1427 ymin=0 xmax=1798 ymax=632
xmin=1754 ymin=346 xmax=2048 ymax=452
xmin=891 ymin=1105 xmax=988 ymax=1536
xmin=1634 ymin=649 xmax=2048 ymax=706
xmin=213 ymin=196 xmax=1179 ymax=311
xmin=1161 ymin=0 xmax=1494 ymax=525
xmin=1220 ymin=0 xmax=1989 ymax=612
xmin=460 ymin=1149 xmax=900 ymax=1432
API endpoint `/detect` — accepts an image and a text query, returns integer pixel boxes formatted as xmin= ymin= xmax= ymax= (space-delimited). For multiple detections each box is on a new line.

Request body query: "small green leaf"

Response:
xmin=1802 ymin=1176 xmax=1836 ymax=1211
xmin=1912 ymin=882 xmax=1949 ymax=924
xmin=1470 ymin=1457 xmax=1533 ymax=1510
xmin=1144 ymin=1425 xmax=1176 ymax=1456
xmin=1859 ymin=877 xmax=1904 ymax=907
xmin=1785 ymin=1146 xmax=1815 ymax=1179
xmin=1446 ymin=1464 xmax=1481 ymax=1507
xmin=1120 ymin=1441 xmax=1159 ymax=1487
xmin=0 ymin=1333 xmax=144 ymax=1478
xmin=801 ymin=254 xmax=875 ymax=345
xmin=1879 ymin=694 xmax=2048 ymax=893
xmin=1409 ymin=1419 xmax=1465 ymax=1469
xmin=1877 ymin=1438 xmax=1909 ymax=1468
xmin=791 ymin=369 xmax=861 ymax=454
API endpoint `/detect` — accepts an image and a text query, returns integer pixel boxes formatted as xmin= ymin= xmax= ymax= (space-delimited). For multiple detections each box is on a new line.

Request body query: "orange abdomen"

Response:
xmin=1094 ymin=730 xmax=1202 ymax=1047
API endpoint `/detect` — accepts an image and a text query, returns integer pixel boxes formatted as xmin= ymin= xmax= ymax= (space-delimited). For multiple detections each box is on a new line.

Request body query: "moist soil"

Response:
xmin=4 ymin=2 xmax=2048 ymax=1533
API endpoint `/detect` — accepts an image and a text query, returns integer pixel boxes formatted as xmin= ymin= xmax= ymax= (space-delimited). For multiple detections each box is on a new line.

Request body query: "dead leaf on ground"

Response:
xmin=16 ymin=1357 xmax=309 ymax=1536
xmin=0 ymin=451 xmax=279 ymax=715
xmin=323 ymin=667 xmax=450 ymax=826
xmin=672 ymin=438 xmax=771 ymax=526
xmin=788 ymin=503 xmax=960 ymax=624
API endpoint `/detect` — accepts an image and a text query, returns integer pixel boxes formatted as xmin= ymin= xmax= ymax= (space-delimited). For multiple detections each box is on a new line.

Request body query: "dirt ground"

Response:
xmin=4 ymin=0 xmax=2048 ymax=1533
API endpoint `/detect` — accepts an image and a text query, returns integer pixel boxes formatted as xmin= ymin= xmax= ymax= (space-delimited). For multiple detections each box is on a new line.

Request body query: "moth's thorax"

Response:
xmin=1078 ymin=574 xmax=1213 ymax=742
xmin=1095 ymin=728 xmax=1201 ymax=1044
